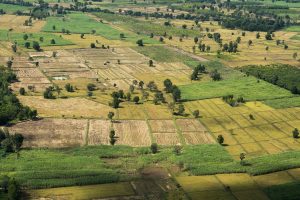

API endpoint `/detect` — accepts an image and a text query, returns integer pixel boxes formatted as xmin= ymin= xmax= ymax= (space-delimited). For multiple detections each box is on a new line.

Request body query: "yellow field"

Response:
xmin=28 ymin=182 xmax=135 ymax=199
xmin=177 ymin=169 xmax=299 ymax=200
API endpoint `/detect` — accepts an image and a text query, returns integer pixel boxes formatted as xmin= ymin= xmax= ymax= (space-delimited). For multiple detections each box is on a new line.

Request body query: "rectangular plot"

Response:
xmin=148 ymin=120 xmax=176 ymax=133
xmin=176 ymin=119 xmax=206 ymax=132
xmin=273 ymin=121 xmax=295 ymax=135
xmin=215 ymin=116 xmax=240 ymax=130
xmin=113 ymin=120 xmax=151 ymax=146
xmin=259 ymin=140 xmax=283 ymax=154
xmin=242 ymin=114 xmax=269 ymax=126
xmin=257 ymin=111 xmax=282 ymax=123
xmin=9 ymin=118 xmax=87 ymax=148
xmin=288 ymin=168 xmax=300 ymax=180
xmin=231 ymin=129 xmax=255 ymax=144
xmin=143 ymin=104 xmax=172 ymax=119
xmin=278 ymin=138 xmax=300 ymax=151
xmin=244 ymin=127 xmax=269 ymax=142
xmin=88 ymin=120 xmax=111 ymax=145
xmin=201 ymin=118 xmax=224 ymax=132
xmin=287 ymin=120 xmax=300 ymax=130
xmin=233 ymin=190 xmax=270 ymax=200
xmin=189 ymin=190 xmax=235 ymax=200
xmin=277 ymin=109 xmax=298 ymax=121
xmin=253 ymin=171 xmax=294 ymax=188
xmin=153 ymin=132 xmax=181 ymax=145
xmin=183 ymin=132 xmax=215 ymax=145
xmin=118 ymin=104 xmax=147 ymax=120
xmin=269 ymin=140 xmax=290 ymax=152
xmin=241 ymin=143 xmax=265 ymax=156
xmin=230 ymin=115 xmax=253 ymax=128
xmin=216 ymin=174 xmax=258 ymax=191
xmin=225 ymin=145 xmax=245 ymax=156
xmin=258 ymin=124 xmax=287 ymax=139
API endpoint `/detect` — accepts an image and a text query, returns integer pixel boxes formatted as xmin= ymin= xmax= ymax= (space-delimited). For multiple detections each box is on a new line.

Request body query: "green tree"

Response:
xmin=109 ymin=129 xmax=117 ymax=145
xmin=293 ymin=128 xmax=299 ymax=139
xmin=150 ymin=143 xmax=158 ymax=154
xmin=133 ymin=96 xmax=140 ymax=104
xmin=87 ymin=83 xmax=96 ymax=91
xmin=23 ymin=34 xmax=28 ymax=40
xmin=172 ymin=86 xmax=181 ymax=102
xmin=8 ymin=178 xmax=20 ymax=200
xmin=192 ymin=110 xmax=200 ymax=118
xmin=136 ymin=39 xmax=144 ymax=46
xmin=108 ymin=112 xmax=114 ymax=122
xmin=178 ymin=104 xmax=185 ymax=116
xmin=19 ymin=88 xmax=25 ymax=95
xmin=24 ymin=42 xmax=30 ymax=49
xmin=32 ymin=41 xmax=41 ymax=51
xmin=163 ymin=79 xmax=173 ymax=93
xmin=217 ymin=135 xmax=224 ymax=145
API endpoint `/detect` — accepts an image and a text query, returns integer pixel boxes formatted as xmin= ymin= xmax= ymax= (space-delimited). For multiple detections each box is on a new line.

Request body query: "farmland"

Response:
xmin=0 ymin=0 xmax=300 ymax=199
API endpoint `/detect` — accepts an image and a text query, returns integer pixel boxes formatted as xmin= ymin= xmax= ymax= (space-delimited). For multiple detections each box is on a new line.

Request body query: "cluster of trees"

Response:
xmin=0 ymin=67 xmax=37 ymax=125
xmin=0 ymin=177 xmax=21 ymax=200
xmin=240 ymin=64 xmax=300 ymax=94
xmin=191 ymin=64 xmax=206 ymax=80
xmin=222 ymin=13 xmax=286 ymax=32
xmin=0 ymin=128 xmax=24 ymax=154
xmin=222 ymin=95 xmax=245 ymax=107
xmin=163 ymin=79 xmax=181 ymax=102
xmin=222 ymin=41 xmax=238 ymax=53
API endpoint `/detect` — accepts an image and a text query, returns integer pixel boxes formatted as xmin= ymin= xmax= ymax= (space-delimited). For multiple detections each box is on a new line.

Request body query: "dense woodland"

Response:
xmin=0 ymin=66 xmax=37 ymax=125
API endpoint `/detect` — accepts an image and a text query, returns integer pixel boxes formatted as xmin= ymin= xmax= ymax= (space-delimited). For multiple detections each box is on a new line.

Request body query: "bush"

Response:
xmin=217 ymin=135 xmax=224 ymax=145
xmin=87 ymin=83 xmax=96 ymax=91
xmin=150 ymin=143 xmax=158 ymax=154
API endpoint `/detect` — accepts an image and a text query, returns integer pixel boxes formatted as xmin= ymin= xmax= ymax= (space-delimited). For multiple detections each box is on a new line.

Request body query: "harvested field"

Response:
xmin=112 ymin=120 xmax=151 ymax=146
xmin=88 ymin=119 xmax=111 ymax=145
xmin=8 ymin=118 xmax=87 ymax=148
xmin=153 ymin=132 xmax=181 ymax=145
xmin=182 ymin=132 xmax=215 ymax=145
xmin=148 ymin=120 xmax=176 ymax=133
xmin=18 ymin=96 xmax=114 ymax=118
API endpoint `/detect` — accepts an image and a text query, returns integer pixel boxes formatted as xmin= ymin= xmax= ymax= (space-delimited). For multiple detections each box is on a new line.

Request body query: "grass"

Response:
xmin=1 ymin=145 xmax=300 ymax=189
xmin=179 ymin=76 xmax=293 ymax=101
xmin=291 ymin=34 xmax=300 ymax=40
xmin=264 ymin=182 xmax=300 ymax=200
xmin=264 ymin=96 xmax=300 ymax=109
xmin=0 ymin=29 xmax=73 ymax=47
xmin=42 ymin=12 xmax=158 ymax=44
xmin=0 ymin=3 xmax=31 ymax=13
xmin=284 ymin=25 xmax=300 ymax=32
xmin=93 ymin=12 xmax=202 ymax=37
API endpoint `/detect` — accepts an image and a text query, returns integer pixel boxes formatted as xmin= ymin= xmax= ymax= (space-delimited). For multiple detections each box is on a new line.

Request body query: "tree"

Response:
xmin=138 ymin=81 xmax=144 ymax=89
xmin=240 ymin=153 xmax=246 ymax=165
xmin=133 ymin=96 xmax=140 ymax=104
xmin=178 ymin=104 xmax=185 ymax=116
xmin=39 ymin=37 xmax=44 ymax=42
xmin=163 ymin=79 xmax=173 ymax=93
xmin=149 ymin=60 xmax=153 ymax=67
xmin=90 ymin=43 xmax=96 ymax=48
xmin=65 ymin=83 xmax=74 ymax=92
xmin=8 ymin=178 xmax=20 ymax=200
xmin=136 ymin=39 xmax=144 ymax=46
xmin=291 ymin=86 xmax=298 ymax=94
xmin=249 ymin=114 xmax=255 ymax=120
xmin=172 ymin=86 xmax=181 ymax=102
xmin=248 ymin=40 xmax=252 ymax=46
xmin=11 ymin=44 xmax=17 ymax=52
xmin=108 ymin=111 xmax=114 ymax=122
xmin=129 ymin=85 xmax=135 ymax=93
xmin=293 ymin=128 xmax=299 ymax=139
xmin=50 ymin=39 xmax=56 ymax=44
xmin=210 ymin=70 xmax=221 ymax=81
xmin=80 ymin=33 xmax=85 ymax=39
xmin=32 ymin=41 xmax=41 ymax=51
xmin=1 ymin=175 xmax=9 ymax=193
xmin=12 ymin=133 xmax=23 ymax=151
xmin=173 ymin=144 xmax=182 ymax=155
xmin=6 ymin=60 xmax=13 ymax=68
xmin=87 ymin=83 xmax=96 ymax=91
xmin=217 ymin=135 xmax=224 ymax=145
xmin=150 ymin=143 xmax=158 ymax=154
xmin=256 ymin=32 xmax=260 ymax=39
xmin=109 ymin=129 xmax=117 ymax=145
xmin=126 ymin=92 xmax=131 ymax=101
xmin=265 ymin=32 xmax=272 ymax=40
xmin=19 ymin=88 xmax=25 ymax=95
xmin=192 ymin=110 xmax=200 ymax=118
xmin=24 ymin=42 xmax=30 ymax=49
xmin=194 ymin=37 xmax=198 ymax=44
xmin=43 ymin=87 xmax=55 ymax=99
xmin=110 ymin=97 xmax=120 ymax=108
xmin=23 ymin=34 xmax=28 ymax=40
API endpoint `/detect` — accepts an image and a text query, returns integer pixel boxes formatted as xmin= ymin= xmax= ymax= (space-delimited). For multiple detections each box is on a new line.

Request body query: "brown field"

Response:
xmin=153 ymin=132 xmax=181 ymax=145
xmin=88 ymin=119 xmax=111 ymax=145
xmin=18 ymin=96 xmax=114 ymax=118
xmin=0 ymin=14 xmax=46 ymax=32
xmin=112 ymin=120 xmax=151 ymax=146
xmin=148 ymin=120 xmax=176 ymax=133
xmin=8 ymin=118 xmax=88 ymax=147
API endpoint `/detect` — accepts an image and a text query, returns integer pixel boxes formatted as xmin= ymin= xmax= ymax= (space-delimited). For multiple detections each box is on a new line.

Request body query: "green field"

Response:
xmin=264 ymin=96 xmax=300 ymax=108
xmin=285 ymin=25 xmax=300 ymax=32
xmin=179 ymin=76 xmax=294 ymax=101
xmin=264 ymin=182 xmax=300 ymax=200
xmin=42 ymin=12 xmax=158 ymax=44
xmin=0 ymin=30 xmax=74 ymax=47
xmin=94 ymin=12 xmax=201 ymax=37
xmin=0 ymin=3 xmax=31 ymax=13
